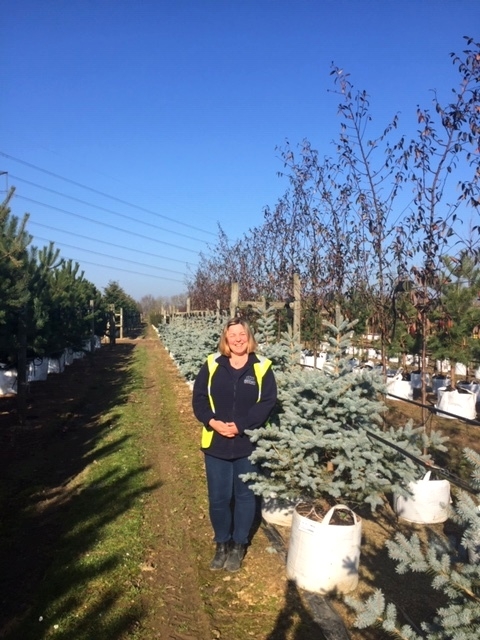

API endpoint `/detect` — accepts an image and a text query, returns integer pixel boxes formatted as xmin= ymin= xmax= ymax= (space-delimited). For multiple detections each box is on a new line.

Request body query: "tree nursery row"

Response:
xmin=1 ymin=189 xmax=142 ymax=394
xmin=184 ymin=38 xmax=480 ymax=414
xmin=155 ymin=310 xmax=480 ymax=639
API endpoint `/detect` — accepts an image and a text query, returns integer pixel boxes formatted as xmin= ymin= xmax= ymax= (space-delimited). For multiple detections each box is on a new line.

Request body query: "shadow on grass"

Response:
xmin=0 ymin=343 xmax=161 ymax=639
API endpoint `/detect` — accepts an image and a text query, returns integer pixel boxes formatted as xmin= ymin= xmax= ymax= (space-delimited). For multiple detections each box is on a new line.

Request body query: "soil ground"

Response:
xmin=1 ymin=328 xmax=479 ymax=639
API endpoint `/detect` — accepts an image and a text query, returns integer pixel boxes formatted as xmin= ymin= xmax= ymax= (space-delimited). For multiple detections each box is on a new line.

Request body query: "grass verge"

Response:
xmin=2 ymin=345 xmax=156 ymax=640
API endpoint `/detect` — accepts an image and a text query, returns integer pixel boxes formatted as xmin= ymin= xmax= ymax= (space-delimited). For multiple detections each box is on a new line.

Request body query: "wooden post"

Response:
xmin=230 ymin=282 xmax=239 ymax=318
xmin=90 ymin=299 xmax=96 ymax=354
xmin=216 ymin=299 xmax=221 ymax=323
xmin=293 ymin=273 xmax=301 ymax=341
xmin=187 ymin=297 xmax=191 ymax=314
xmin=17 ymin=306 xmax=28 ymax=426
xmin=108 ymin=307 xmax=116 ymax=345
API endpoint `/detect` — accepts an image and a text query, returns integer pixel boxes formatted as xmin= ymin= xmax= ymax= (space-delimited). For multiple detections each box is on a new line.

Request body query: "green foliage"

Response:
xmin=157 ymin=314 xmax=223 ymax=381
xmin=149 ymin=311 xmax=162 ymax=327
xmin=0 ymin=189 xmax=32 ymax=361
xmin=429 ymin=252 xmax=480 ymax=370
xmin=103 ymin=281 xmax=139 ymax=315
xmin=388 ymin=283 xmax=419 ymax=359
xmin=245 ymin=313 xmax=436 ymax=510
xmin=255 ymin=304 xmax=277 ymax=346
xmin=346 ymin=448 xmax=480 ymax=640
xmin=26 ymin=247 xmax=103 ymax=356
xmin=0 ymin=191 xmax=112 ymax=365
xmin=254 ymin=305 xmax=303 ymax=372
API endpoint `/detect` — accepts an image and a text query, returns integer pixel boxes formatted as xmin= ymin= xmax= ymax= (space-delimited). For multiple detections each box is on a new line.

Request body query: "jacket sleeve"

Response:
xmin=192 ymin=361 xmax=215 ymax=427
xmin=236 ymin=366 xmax=277 ymax=435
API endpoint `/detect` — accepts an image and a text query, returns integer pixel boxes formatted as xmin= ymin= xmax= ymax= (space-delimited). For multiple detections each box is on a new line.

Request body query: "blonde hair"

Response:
xmin=219 ymin=317 xmax=257 ymax=356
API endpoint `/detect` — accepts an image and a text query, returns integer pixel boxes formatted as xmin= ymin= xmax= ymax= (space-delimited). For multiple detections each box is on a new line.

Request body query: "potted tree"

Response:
xmin=429 ymin=252 xmax=480 ymax=419
xmin=244 ymin=312 xmax=437 ymax=594
xmin=347 ymin=448 xmax=480 ymax=638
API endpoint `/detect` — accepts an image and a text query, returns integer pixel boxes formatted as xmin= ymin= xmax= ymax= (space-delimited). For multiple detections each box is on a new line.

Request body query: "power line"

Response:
xmin=29 ymin=221 xmax=198 ymax=268
xmin=16 ymin=195 xmax=201 ymax=255
xmin=62 ymin=256 xmax=185 ymax=284
xmin=10 ymin=174 xmax=207 ymax=245
xmin=1 ymin=151 xmax=216 ymax=237
xmin=34 ymin=235 xmax=187 ymax=276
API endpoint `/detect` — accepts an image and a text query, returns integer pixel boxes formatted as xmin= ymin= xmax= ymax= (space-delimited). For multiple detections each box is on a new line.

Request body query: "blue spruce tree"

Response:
xmin=346 ymin=448 xmax=480 ymax=639
xmin=245 ymin=312 xmax=447 ymax=511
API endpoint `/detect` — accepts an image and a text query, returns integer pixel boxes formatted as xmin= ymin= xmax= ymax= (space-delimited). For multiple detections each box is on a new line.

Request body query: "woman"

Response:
xmin=192 ymin=317 xmax=277 ymax=572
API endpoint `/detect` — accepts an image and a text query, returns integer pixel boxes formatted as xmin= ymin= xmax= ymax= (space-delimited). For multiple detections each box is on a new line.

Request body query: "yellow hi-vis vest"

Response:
xmin=201 ymin=352 xmax=272 ymax=449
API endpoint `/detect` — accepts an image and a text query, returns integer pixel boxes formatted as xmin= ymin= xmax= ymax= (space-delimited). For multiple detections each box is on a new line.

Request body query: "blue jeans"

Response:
xmin=204 ymin=454 xmax=258 ymax=545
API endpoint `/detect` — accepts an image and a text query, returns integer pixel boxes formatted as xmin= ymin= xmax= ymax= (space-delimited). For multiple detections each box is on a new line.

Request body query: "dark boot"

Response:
xmin=224 ymin=542 xmax=246 ymax=572
xmin=209 ymin=542 xmax=229 ymax=570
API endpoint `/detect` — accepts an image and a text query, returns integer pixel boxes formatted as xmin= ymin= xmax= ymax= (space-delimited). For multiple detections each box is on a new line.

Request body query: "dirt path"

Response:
xmin=135 ymin=334 xmax=325 ymax=639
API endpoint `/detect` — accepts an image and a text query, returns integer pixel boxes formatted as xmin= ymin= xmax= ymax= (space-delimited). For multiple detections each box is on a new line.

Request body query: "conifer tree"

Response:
xmin=157 ymin=314 xmax=222 ymax=381
xmin=245 ymin=313 xmax=447 ymax=510
xmin=0 ymin=189 xmax=32 ymax=363
xmin=428 ymin=252 xmax=480 ymax=385
xmin=346 ymin=448 xmax=480 ymax=639
xmin=255 ymin=305 xmax=302 ymax=372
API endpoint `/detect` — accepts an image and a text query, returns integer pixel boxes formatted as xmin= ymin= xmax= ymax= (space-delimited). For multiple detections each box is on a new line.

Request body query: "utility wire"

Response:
xmin=34 ymin=236 xmax=187 ymax=276
xmin=1 ymin=151 xmax=216 ymax=237
xmin=10 ymin=174 xmax=208 ymax=245
xmin=16 ymin=195 xmax=200 ymax=255
xmin=30 ymin=221 xmax=198 ymax=268
xmin=62 ymin=256 xmax=185 ymax=284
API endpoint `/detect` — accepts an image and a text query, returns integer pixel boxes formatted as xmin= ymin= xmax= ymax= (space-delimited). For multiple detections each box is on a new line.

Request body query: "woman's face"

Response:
xmin=226 ymin=324 xmax=248 ymax=357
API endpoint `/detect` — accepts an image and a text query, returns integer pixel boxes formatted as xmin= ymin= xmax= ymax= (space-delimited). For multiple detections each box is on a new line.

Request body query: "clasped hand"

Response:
xmin=209 ymin=419 xmax=238 ymax=438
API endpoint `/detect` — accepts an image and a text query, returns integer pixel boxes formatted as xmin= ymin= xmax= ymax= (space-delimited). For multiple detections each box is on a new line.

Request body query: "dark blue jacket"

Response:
xmin=192 ymin=352 xmax=277 ymax=460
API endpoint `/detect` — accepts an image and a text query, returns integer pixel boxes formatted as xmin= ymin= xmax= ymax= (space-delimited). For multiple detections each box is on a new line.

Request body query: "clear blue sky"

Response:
xmin=2 ymin=0 xmax=478 ymax=301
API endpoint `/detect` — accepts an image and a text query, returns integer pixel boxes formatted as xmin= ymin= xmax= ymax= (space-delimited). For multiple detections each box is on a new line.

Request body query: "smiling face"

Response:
xmin=219 ymin=318 xmax=257 ymax=357
xmin=226 ymin=324 xmax=249 ymax=357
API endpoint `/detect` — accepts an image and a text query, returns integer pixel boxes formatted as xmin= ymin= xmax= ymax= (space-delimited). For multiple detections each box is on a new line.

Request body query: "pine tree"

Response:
xmin=346 ymin=448 xmax=480 ymax=639
xmin=429 ymin=252 xmax=480 ymax=385
xmin=103 ymin=281 xmax=139 ymax=315
xmin=0 ymin=189 xmax=33 ymax=364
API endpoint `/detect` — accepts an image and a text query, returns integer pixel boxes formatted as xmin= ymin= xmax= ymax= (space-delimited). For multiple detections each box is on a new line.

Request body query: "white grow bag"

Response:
xmin=28 ymin=357 xmax=49 ymax=382
xmin=410 ymin=372 xmax=431 ymax=390
xmin=286 ymin=504 xmax=362 ymax=594
xmin=0 ymin=368 xmax=17 ymax=395
xmin=435 ymin=387 xmax=477 ymax=420
xmin=394 ymin=471 xmax=451 ymax=524
xmin=386 ymin=374 xmax=413 ymax=401
xmin=262 ymin=495 xmax=297 ymax=528
xmin=301 ymin=352 xmax=327 ymax=370
xmin=48 ymin=352 xmax=66 ymax=374
xmin=432 ymin=375 xmax=450 ymax=395
xmin=457 ymin=381 xmax=480 ymax=404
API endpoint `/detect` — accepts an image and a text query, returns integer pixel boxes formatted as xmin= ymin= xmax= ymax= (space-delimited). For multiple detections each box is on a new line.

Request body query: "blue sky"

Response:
xmin=2 ymin=0 xmax=479 ymax=301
